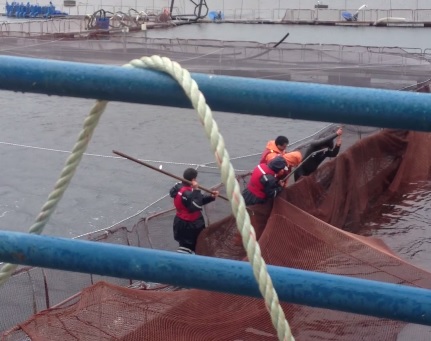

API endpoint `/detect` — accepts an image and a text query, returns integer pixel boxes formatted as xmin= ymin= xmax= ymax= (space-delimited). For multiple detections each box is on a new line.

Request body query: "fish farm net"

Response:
xmin=1 ymin=34 xmax=431 ymax=340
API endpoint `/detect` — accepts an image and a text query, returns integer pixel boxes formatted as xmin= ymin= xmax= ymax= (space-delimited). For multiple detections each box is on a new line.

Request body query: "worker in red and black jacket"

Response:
xmin=169 ymin=168 xmax=219 ymax=254
xmin=242 ymin=156 xmax=287 ymax=206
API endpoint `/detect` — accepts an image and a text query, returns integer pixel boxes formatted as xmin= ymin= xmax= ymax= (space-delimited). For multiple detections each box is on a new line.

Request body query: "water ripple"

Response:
xmin=360 ymin=181 xmax=431 ymax=271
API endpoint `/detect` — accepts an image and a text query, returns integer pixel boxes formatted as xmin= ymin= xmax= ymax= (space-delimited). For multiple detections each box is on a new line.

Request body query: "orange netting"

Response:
xmin=3 ymin=129 xmax=431 ymax=341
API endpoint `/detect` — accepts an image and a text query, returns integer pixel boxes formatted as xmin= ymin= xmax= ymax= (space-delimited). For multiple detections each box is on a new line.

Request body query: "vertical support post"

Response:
xmin=196 ymin=0 xmax=204 ymax=19
xmin=122 ymin=26 xmax=129 ymax=53
xmin=278 ymin=0 xmax=281 ymax=19
xmin=170 ymin=0 xmax=174 ymax=17
xmin=257 ymin=0 xmax=260 ymax=19
xmin=141 ymin=22 xmax=147 ymax=48
xmin=298 ymin=0 xmax=300 ymax=20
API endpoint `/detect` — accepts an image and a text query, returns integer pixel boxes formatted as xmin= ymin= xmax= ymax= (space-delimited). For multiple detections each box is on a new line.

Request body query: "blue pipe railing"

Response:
xmin=1 ymin=56 xmax=431 ymax=132
xmin=1 ymin=231 xmax=431 ymax=326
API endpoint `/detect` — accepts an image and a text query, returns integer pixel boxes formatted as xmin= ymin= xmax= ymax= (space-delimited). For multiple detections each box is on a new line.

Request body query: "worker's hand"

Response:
xmin=211 ymin=191 xmax=219 ymax=198
xmin=191 ymin=180 xmax=199 ymax=189
xmin=279 ymin=180 xmax=286 ymax=188
xmin=336 ymin=136 xmax=342 ymax=147
xmin=336 ymin=127 xmax=343 ymax=136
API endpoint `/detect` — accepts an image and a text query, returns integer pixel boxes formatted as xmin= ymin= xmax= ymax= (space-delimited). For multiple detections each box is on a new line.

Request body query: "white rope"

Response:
xmin=0 ymin=140 xmax=245 ymax=170
xmin=126 ymin=55 xmax=294 ymax=341
xmin=0 ymin=123 xmax=333 ymax=164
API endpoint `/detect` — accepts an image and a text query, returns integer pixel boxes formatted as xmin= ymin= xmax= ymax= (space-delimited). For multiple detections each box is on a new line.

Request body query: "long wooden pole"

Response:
xmin=113 ymin=150 xmax=229 ymax=201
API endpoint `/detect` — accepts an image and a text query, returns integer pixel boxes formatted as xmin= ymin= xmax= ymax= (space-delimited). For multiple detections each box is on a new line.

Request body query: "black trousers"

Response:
xmin=173 ymin=215 xmax=205 ymax=252
xmin=242 ymin=188 xmax=266 ymax=206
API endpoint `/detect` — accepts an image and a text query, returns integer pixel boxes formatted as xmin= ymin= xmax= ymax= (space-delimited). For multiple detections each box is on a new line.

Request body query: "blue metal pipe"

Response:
xmin=0 ymin=56 xmax=431 ymax=131
xmin=1 ymin=231 xmax=431 ymax=325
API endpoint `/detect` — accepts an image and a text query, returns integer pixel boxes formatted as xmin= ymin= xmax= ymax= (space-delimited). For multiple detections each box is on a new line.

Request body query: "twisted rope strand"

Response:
xmin=129 ymin=55 xmax=294 ymax=341
xmin=0 ymin=100 xmax=108 ymax=285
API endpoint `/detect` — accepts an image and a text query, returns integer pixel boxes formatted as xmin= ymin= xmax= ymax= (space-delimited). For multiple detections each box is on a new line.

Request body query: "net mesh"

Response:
xmin=2 ymin=127 xmax=431 ymax=341
xmin=1 ymin=34 xmax=431 ymax=89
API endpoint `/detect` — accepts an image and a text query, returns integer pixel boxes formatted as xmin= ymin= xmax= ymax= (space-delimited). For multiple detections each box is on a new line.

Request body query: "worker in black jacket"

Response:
xmin=294 ymin=127 xmax=342 ymax=182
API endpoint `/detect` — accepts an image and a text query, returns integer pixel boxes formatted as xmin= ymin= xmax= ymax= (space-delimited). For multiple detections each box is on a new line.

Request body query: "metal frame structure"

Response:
xmin=169 ymin=0 xmax=208 ymax=20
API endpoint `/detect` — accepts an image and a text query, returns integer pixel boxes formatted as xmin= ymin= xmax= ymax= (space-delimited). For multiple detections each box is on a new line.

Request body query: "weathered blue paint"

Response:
xmin=0 ymin=56 xmax=431 ymax=131
xmin=0 ymin=231 xmax=431 ymax=326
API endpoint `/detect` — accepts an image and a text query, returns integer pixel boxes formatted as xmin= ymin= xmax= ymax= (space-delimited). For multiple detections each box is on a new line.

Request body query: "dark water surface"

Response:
xmin=359 ymin=181 xmax=431 ymax=272
xmin=0 ymin=91 xmax=328 ymax=237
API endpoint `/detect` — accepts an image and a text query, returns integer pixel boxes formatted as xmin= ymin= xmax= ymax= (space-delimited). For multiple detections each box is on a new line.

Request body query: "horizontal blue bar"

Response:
xmin=1 ymin=231 xmax=431 ymax=326
xmin=0 ymin=56 xmax=431 ymax=131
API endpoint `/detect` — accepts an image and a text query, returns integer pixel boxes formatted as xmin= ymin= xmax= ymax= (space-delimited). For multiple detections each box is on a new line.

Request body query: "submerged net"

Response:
xmin=3 ymin=127 xmax=431 ymax=341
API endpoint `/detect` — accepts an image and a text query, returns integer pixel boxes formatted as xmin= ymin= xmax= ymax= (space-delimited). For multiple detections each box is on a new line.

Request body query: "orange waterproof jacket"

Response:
xmin=267 ymin=151 xmax=303 ymax=179
xmin=259 ymin=140 xmax=285 ymax=164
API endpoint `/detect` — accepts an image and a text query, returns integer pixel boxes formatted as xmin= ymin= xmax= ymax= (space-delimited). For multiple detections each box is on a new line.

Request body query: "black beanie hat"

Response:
xmin=268 ymin=156 xmax=287 ymax=172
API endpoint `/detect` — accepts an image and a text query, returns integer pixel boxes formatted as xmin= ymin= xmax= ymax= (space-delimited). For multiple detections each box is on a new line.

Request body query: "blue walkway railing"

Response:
xmin=0 ymin=56 xmax=431 ymax=132
xmin=1 ymin=231 xmax=431 ymax=326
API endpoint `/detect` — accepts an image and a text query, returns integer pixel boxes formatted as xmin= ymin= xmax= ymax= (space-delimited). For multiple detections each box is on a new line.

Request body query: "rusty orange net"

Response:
xmin=3 ymin=129 xmax=431 ymax=341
